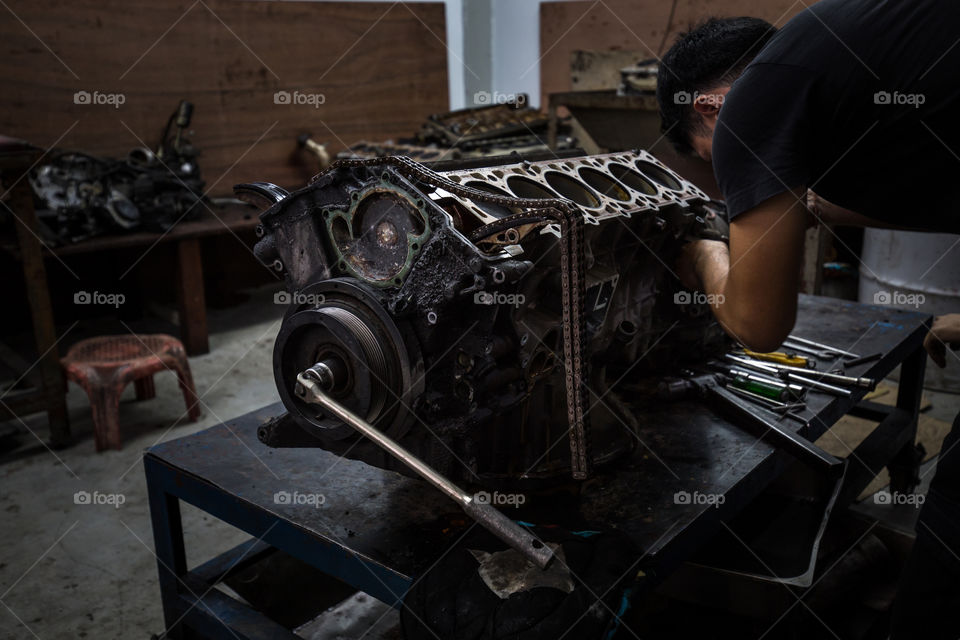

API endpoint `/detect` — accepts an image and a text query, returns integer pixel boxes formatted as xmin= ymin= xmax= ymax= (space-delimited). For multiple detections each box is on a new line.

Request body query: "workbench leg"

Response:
xmin=889 ymin=345 xmax=928 ymax=494
xmin=6 ymin=169 xmax=71 ymax=446
xmin=176 ymin=238 xmax=209 ymax=356
xmin=146 ymin=462 xmax=192 ymax=640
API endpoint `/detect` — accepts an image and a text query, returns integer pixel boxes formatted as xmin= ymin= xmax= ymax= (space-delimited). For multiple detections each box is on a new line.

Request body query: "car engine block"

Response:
xmin=247 ymin=150 xmax=728 ymax=487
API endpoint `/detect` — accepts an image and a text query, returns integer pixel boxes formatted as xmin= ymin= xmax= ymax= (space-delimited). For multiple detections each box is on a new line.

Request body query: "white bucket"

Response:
xmin=858 ymin=229 xmax=960 ymax=392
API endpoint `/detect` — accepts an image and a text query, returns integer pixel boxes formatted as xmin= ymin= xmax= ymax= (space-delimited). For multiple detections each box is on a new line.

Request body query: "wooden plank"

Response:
xmin=176 ymin=237 xmax=209 ymax=355
xmin=0 ymin=1 xmax=448 ymax=194
xmin=540 ymin=0 xmax=804 ymax=108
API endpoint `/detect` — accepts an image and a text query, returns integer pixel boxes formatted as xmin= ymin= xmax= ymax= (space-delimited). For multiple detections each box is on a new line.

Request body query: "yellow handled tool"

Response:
xmin=740 ymin=349 xmax=810 ymax=368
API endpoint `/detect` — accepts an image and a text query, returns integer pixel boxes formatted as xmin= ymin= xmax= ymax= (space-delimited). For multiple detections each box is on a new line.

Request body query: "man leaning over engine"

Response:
xmin=656 ymin=1 xmax=960 ymax=636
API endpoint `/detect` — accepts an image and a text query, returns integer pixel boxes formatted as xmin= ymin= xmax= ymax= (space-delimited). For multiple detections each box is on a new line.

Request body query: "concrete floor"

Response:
xmin=1 ymin=286 xmax=958 ymax=639
xmin=0 ymin=286 xmax=287 ymax=639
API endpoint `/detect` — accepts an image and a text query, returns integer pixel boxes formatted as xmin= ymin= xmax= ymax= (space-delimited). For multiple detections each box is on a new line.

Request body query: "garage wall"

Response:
xmin=0 ymin=0 xmax=449 ymax=192
xmin=539 ymin=0 xmax=805 ymax=105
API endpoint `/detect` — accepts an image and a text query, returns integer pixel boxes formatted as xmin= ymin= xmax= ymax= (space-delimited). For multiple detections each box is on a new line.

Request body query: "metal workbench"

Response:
xmin=145 ymin=295 xmax=930 ymax=639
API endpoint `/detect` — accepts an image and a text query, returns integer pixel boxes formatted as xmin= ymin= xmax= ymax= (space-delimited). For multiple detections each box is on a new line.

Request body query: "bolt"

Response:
xmin=272 ymin=259 xmax=284 ymax=272
xmin=294 ymin=382 xmax=306 ymax=397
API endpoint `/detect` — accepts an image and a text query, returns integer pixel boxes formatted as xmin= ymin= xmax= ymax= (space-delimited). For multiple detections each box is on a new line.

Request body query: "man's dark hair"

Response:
xmin=656 ymin=17 xmax=776 ymax=154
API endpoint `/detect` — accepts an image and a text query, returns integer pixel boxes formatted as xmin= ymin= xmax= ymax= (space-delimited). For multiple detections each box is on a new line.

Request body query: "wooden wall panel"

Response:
xmin=1 ymin=1 xmax=448 ymax=192
xmin=540 ymin=0 xmax=804 ymax=106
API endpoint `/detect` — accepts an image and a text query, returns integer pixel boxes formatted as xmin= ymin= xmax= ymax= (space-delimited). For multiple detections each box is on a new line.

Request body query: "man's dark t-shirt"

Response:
xmin=714 ymin=0 xmax=960 ymax=233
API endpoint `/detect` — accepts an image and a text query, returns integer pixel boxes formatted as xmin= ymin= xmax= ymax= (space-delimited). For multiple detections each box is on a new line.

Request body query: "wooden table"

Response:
xmin=0 ymin=201 xmax=261 ymax=357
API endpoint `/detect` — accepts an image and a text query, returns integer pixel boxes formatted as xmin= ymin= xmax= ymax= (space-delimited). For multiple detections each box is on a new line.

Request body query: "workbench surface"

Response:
xmin=146 ymin=295 xmax=930 ymax=592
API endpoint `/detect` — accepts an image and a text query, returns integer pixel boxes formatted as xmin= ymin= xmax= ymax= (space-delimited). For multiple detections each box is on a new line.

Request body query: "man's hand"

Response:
xmin=924 ymin=314 xmax=960 ymax=368
xmin=806 ymin=189 xmax=902 ymax=228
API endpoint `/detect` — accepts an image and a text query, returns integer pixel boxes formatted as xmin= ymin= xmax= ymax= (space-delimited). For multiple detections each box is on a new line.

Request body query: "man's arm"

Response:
xmin=680 ymin=187 xmax=808 ymax=351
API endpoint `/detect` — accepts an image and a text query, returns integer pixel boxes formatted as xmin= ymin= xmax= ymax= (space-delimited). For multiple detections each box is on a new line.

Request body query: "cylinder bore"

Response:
xmin=544 ymin=171 xmax=600 ymax=208
xmin=635 ymin=160 xmax=683 ymax=191
xmin=464 ymin=181 xmax=516 ymax=219
xmin=578 ymin=167 xmax=631 ymax=201
xmin=506 ymin=175 xmax=559 ymax=200
xmin=608 ymin=164 xmax=658 ymax=196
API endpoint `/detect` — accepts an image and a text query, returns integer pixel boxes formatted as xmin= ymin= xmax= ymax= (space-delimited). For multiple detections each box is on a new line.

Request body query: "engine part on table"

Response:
xmin=301 ymin=100 xmax=576 ymax=173
xmin=245 ymin=149 xmax=730 ymax=487
xmin=418 ymin=97 xmax=549 ymax=147
xmin=337 ymin=134 xmax=577 ymax=165
xmin=28 ymin=100 xmax=205 ymax=244
xmin=618 ymin=58 xmax=658 ymax=96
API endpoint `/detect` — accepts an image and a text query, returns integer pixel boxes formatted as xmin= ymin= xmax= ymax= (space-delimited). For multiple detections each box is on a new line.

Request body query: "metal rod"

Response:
xmin=783 ymin=373 xmax=853 ymax=397
xmin=788 ymin=335 xmax=860 ymax=358
xmin=725 ymin=354 xmax=780 ymax=374
xmin=781 ymin=341 xmax=836 ymax=359
xmin=295 ymin=372 xmax=555 ymax=569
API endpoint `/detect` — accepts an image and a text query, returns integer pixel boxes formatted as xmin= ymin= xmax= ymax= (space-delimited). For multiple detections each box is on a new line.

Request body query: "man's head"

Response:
xmin=657 ymin=17 xmax=776 ymax=161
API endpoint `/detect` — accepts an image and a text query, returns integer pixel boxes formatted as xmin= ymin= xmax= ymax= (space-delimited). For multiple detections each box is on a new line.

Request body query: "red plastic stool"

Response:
xmin=61 ymin=334 xmax=201 ymax=451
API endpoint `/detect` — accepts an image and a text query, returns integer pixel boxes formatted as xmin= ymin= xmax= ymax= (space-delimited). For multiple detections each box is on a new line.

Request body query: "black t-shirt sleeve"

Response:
xmin=713 ymin=63 xmax=817 ymax=218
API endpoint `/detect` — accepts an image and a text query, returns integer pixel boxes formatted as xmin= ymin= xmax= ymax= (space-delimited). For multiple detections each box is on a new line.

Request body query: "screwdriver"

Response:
xmin=722 ymin=366 xmax=806 ymax=399
xmin=726 ymin=373 xmax=796 ymax=402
